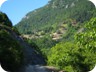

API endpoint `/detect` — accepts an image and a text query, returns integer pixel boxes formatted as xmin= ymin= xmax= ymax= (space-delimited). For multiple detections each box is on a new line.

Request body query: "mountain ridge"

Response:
xmin=16 ymin=0 xmax=95 ymax=35
xmin=15 ymin=0 xmax=96 ymax=51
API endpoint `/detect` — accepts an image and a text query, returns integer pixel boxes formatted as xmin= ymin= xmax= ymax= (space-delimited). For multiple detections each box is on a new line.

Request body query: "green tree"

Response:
xmin=75 ymin=18 xmax=96 ymax=71
xmin=48 ymin=42 xmax=84 ymax=72
xmin=0 ymin=12 xmax=12 ymax=27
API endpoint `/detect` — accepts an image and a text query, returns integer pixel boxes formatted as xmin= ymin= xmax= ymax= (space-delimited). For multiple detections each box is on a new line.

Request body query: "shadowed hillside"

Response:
xmin=0 ymin=12 xmax=46 ymax=72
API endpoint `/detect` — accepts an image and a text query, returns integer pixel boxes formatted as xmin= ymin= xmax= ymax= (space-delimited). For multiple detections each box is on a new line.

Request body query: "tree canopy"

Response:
xmin=0 ymin=12 xmax=12 ymax=27
xmin=48 ymin=18 xmax=96 ymax=72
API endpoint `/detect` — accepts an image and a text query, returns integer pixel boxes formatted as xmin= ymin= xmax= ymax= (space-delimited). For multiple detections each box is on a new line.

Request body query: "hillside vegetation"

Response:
xmin=0 ymin=12 xmax=46 ymax=72
xmin=16 ymin=0 xmax=96 ymax=51
xmin=0 ymin=12 xmax=23 ymax=71
xmin=16 ymin=0 xmax=95 ymax=34
xmin=16 ymin=0 xmax=96 ymax=50
xmin=1 ymin=0 xmax=96 ymax=72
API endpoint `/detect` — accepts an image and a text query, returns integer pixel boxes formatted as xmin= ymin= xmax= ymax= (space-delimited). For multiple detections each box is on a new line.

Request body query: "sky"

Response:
xmin=0 ymin=0 xmax=49 ymax=25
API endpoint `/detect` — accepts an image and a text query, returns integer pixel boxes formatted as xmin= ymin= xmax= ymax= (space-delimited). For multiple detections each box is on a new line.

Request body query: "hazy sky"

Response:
xmin=1 ymin=0 xmax=49 ymax=25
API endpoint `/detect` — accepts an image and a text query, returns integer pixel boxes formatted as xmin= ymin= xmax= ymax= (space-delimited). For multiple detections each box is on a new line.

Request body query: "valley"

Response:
xmin=0 ymin=0 xmax=96 ymax=72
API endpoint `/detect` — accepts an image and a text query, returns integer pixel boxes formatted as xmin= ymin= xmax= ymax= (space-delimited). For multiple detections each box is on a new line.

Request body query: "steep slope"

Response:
xmin=15 ymin=0 xmax=96 ymax=52
xmin=0 ymin=12 xmax=46 ymax=72
xmin=0 ymin=25 xmax=45 ymax=64
xmin=16 ymin=0 xmax=95 ymax=35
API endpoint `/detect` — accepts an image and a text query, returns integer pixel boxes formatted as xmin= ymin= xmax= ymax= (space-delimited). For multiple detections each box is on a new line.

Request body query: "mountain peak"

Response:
xmin=48 ymin=0 xmax=79 ymax=9
xmin=16 ymin=0 xmax=95 ymax=35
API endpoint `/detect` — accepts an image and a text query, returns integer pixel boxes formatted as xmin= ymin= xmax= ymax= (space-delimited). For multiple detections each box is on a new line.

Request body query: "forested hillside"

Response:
xmin=16 ymin=0 xmax=96 ymax=57
xmin=1 ymin=0 xmax=96 ymax=72
xmin=0 ymin=12 xmax=23 ymax=71
xmin=16 ymin=0 xmax=95 ymax=34
xmin=0 ymin=12 xmax=45 ymax=72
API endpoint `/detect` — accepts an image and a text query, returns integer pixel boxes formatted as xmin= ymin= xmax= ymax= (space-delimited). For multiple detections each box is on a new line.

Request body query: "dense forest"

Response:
xmin=16 ymin=0 xmax=96 ymax=52
xmin=0 ymin=0 xmax=96 ymax=72
xmin=16 ymin=0 xmax=95 ymax=34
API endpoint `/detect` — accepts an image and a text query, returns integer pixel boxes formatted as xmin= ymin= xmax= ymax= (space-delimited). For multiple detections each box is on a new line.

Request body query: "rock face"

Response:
xmin=0 ymin=25 xmax=46 ymax=71
xmin=16 ymin=34 xmax=46 ymax=65
xmin=10 ymin=30 xmax=45 ymax=65
xmin=19 ymin=65 xmax=65 ymax=72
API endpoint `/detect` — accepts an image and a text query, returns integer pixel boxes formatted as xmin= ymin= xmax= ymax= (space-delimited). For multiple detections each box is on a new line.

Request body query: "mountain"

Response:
xmin=15 ymin=0 xmax=96 ymax=51
xmin=1 ymin=0 xmax=96 ymax=71
xmin=16 ymin=0 xmax=95 ymax=34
